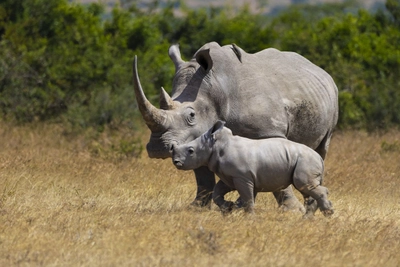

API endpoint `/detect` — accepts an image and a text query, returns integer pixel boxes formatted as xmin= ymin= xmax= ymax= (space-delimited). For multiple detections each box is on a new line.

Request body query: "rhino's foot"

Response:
xmin=219 ymin=201 xmax=235 ymax=214
xmin=303 ymin=208 xmax=334 ymax=219
xmin=321 ymin=209 xmax=334 ymax=218
xmin=302 ymin=212 xmax=316 ymax=220
xmin=278 ymin=198 xmax=306 ymax=214
xmin=305 ymin=197 xmax=317 ymax=211
xmin=190 ymin=195 xmax=212 ymax=209
xmin=234 ymin=197 xmax=245 ymax=209
xmin=273 ymin=188 xmax=305 ymax=214
xmin=302 ymin=197 xmax=318 ymax=219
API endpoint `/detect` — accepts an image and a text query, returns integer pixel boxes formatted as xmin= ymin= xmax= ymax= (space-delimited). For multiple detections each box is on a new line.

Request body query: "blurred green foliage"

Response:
xmin=0 ymin=0 xmax=399 ymax=132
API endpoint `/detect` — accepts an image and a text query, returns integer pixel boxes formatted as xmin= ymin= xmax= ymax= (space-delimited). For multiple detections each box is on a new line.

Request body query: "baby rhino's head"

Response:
xmin=171 ymin=141 xmax=204 ymax=170
xmin=171 ymin=120 xmax=226 ymax=170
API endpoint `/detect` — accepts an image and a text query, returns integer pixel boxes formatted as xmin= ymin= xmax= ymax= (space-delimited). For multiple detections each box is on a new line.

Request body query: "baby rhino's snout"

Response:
xmin=174 ymin=160 xmax=183 ymax=167
xmin=171 ymin=144 xmax=184 ymax=168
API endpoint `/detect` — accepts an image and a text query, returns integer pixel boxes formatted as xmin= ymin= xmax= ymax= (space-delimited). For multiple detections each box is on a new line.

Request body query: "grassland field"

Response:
xmin=0 ymin=122 xmax=399 ymax=266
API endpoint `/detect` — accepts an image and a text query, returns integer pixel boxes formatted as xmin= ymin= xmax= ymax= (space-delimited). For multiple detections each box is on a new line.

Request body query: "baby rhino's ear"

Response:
xmin=211 ymin=120 xmax=225 ymax=140
xmin=203 ymin=120 xmax=226 ymax=144
xmin=211 ymin=121 xmax=225 ymax=134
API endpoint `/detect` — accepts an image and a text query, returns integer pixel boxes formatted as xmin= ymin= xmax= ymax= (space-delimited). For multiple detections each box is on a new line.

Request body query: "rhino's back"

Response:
xmin=232 ymin=48 xmax=338 ymax=149
xmin=215 ymin=137 xmax=320 ymax=192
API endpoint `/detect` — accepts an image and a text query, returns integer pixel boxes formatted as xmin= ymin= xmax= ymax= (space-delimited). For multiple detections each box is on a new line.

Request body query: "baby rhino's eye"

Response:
xmin=188 ymin=147 xmax=194 ymax=155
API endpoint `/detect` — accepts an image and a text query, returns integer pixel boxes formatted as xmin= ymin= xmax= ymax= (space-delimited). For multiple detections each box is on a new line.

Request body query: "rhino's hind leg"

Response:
xmin=302 ymin=196 xmax=318 ymax=219
xmin=191 ymin=166 xmax=216 ymax=208
xmin=315 ymin=130 xmax=333 ymax=160
xmin=300 ymin=186 xmax=334 ymax=219
xmin=293 ymin=157 xmax=333 ymax=218
xmin=273 ymin=186 xmax=306 ymax=214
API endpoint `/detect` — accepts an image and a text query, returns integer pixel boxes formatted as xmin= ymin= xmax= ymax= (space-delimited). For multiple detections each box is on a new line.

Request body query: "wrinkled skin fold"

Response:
xmin=133 ymin=42 xmax=338 ymax=211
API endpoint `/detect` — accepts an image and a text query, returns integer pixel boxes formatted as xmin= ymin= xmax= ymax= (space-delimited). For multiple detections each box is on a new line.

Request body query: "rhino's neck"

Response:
xmin=207 ymin=136 xmax=231 ymax=176
xmin=207 ymin=150 xmax=220 ymax=176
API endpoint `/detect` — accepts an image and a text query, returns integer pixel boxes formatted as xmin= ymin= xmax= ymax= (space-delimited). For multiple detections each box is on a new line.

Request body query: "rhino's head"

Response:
xmin=171 ymin=121 xmax=225 ymax=170
xmin=133 ymin=43 xmax=226 ymax=159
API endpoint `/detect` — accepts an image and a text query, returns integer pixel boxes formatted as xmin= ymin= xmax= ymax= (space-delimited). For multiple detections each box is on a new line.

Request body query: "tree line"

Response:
xmin=0 ymin=0 xmax=399 ymax=131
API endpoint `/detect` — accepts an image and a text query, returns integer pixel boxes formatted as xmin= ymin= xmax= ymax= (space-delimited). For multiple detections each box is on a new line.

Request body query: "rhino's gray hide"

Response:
xmin=133 ymin=42 xmax=338 ymax=209
xmin=172 ymin=121 xmax=333 ymax=217
xmin=172 ymin=121 xmax=334 ymax=217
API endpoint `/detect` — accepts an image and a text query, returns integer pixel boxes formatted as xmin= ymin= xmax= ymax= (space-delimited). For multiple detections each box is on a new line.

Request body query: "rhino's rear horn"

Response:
xmin=160 ymin=87 xmax=177 ymax=110
xmin=133 ymin=56 xmax=167 ymax=132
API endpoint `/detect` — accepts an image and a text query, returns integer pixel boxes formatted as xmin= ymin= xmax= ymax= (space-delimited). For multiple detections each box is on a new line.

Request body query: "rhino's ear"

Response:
xmin=203 ymin=121 xmax=225 ymax=145
xmin=210 ymin=120 xmax=226 ymax=141
xmin=202 ymin=128 xmax=212 ymax=145
xmin=211 ymin=120 xmax=225 ymax=135
xmin=195 ymin=49 xmax=213 ymax=72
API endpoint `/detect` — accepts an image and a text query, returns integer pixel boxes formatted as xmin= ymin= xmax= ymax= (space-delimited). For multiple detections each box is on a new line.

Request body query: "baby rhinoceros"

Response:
xmin=171 ymin=121 xmax=334 ymax=218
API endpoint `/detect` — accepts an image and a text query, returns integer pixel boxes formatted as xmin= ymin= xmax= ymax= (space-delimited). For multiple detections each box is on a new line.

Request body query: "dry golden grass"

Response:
xmin=1 ymin=122 xmax=399 ymax=266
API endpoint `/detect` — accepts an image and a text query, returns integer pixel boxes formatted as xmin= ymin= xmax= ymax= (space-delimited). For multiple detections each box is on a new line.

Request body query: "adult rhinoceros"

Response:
xmin=133 ymin=42 xmax=338 ymax=212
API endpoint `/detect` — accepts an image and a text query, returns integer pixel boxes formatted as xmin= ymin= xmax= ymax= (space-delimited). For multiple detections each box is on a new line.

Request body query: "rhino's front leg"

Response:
xmin=213 ymin=180 xmax=235 ymax=213
xmin=273 ymin=185 xmax=306 ymax=214
xmin=234 ymin=192 xmax=257 ymax=209
xmin=233 ymin=177 xmax=255 ymax=213
xmin=191 ymin=166 xmax=216 ymax=208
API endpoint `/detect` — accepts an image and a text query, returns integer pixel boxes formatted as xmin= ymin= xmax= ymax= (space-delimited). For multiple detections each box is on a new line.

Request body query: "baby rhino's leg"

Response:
xmin=234 ymin=192 xmax=258 ymax=209
xmin=213 ymin=180 xmax=235 ymax=213
xmin=233 ymin=177 xmax=255 ymax=213
xmin=273 ymin=187 xmax=306 ymax=214
xmin=301 ymin=186 xmax=333 ymax=218
xmin=293 ymin=163 xmax=334 ymax=218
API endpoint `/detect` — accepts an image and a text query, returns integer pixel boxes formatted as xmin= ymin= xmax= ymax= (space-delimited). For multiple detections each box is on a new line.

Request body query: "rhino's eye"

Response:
xmin=185 ymin=108 xmax=196 ymax=125
xmin=188 ymin=147 xmax=194 ymax=155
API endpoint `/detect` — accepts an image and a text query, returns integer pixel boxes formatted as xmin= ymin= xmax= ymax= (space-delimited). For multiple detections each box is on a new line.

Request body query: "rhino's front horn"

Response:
xmin=133 ymin=56 xmax=167 ymax=132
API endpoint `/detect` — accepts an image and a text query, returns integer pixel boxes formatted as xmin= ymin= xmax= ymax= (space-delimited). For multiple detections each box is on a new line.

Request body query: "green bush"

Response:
xmin=0 ymin=0 xmax=399 ymax=133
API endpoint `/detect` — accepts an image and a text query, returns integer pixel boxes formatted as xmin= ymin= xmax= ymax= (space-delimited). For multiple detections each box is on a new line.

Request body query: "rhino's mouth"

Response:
xmin=146 ymin=133 xmax=175 ymax=159
xmin=146 ymin=142 xmax=171 ymax=159
xmin=173 ymin=160 xmax=184 ymax=169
